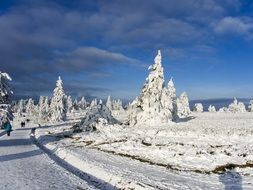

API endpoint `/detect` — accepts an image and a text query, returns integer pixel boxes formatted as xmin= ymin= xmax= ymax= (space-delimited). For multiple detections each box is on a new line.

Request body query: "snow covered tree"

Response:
xmin=16 ymin=99 xmax=25 ymax=117
xmin=176 ymin=92 xmax=191 ymax=118
xmin=38 ymin=96 xmax=50 ymax=122
xmin=129 ymin=50 xmax=175 ymax=126
xmin=0 ymin=72 xmax=13 ymax=122
xmin=228 ymin=98 xmax=246 ymax=113
xmin=0 ymin=72 xmax=12 ymax=104
xmin=66 ymin=96 xmax=73 ymax=113
xmin=106 ymin=96 xmax=112 ymax=110
xmin=248 ymin=100 xmax=253 ymax=112
xmin=73 ymin=99 xmax=79 ymax=111
xmin=26 ymin=98 xmax=35 ymax=116
xmin=49 ymin=76 xmax=67 ymax=122
xmin=78 ymin=97 xmax=87 ymax=110
xmin=161 ymin=78 xmax=177 ymax=118
xmin=208 ymin=105 xmax=216 ymax=113
xmin=112 ymin=99 xmax=124 ymax=110
xmin=90 ymin=98 xmax=98 ymax=107
xmin=193 ymin=103 xmax=203 ymax=113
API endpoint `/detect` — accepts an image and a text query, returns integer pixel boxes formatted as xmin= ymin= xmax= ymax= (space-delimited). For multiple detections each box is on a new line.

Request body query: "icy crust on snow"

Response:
xmin=66 ymin=112 xmax=253 ymax=173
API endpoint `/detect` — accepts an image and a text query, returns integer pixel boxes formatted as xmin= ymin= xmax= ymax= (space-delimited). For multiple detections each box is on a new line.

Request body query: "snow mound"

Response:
xmin=73 ymin=104 xmax=118 ymax=132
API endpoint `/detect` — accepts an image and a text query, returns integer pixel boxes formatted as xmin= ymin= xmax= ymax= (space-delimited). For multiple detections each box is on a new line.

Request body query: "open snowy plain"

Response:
xmin=34 ymin=111 xmax=253 ymax=189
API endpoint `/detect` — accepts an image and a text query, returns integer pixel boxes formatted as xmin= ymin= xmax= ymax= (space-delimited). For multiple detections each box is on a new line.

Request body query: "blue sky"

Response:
xmin=1 ymin=0 xmax=253 ymax=101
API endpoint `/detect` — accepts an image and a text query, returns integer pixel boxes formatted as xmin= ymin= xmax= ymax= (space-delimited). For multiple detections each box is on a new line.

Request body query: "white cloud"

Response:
xmin=214 ymin=17 xmax=253 ymax=39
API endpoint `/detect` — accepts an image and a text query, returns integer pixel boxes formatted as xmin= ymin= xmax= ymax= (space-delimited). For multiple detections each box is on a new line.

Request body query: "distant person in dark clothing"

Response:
xmin=4 ymin=121 xmax=12 ymax=136
xmin=21 ymin=121 xmax=25 ymax=127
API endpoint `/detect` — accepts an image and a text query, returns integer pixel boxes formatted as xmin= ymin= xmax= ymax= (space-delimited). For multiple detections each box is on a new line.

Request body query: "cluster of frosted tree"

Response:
xmin=218 ymin=98 xmax=246 ymax=113
xmin=14 ymin=77 xmax=67 ymax=123
xmin=128 ymin=50 xmax=190 ymax=126
xmin=106 ymin=96 xmax=124 ymax=111
xmin=0 ymin=71 xmax=13 ymax=123
xmin=14 ymin=75 xmax=111 ymax=123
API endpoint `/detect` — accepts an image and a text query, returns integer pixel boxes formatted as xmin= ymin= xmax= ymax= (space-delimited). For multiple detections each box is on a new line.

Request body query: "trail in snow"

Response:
xmin=0 ymin=126 xmax=94 ymax=190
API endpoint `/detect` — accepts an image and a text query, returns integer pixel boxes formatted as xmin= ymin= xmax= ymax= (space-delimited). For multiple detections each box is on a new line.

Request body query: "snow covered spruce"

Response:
xmin=128 ymin=50 xmax=190 ymax=126
xmin=49 ymin=76 xmax=67 ymax=122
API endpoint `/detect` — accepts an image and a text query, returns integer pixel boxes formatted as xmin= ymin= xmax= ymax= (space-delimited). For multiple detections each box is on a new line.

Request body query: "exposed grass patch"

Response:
xmin=213 ymin=162 xmax=253 ymax=174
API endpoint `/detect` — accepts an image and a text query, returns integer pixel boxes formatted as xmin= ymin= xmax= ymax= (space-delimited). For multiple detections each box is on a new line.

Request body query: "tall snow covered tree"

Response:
xmin=176 ymin=92 xmax=191 ymax=118
xmin=129 ymin=50 xmax=175 ymax=126
xmin=50 ymin=76 xmax=67 ymax=122
xmin=106 ymin=96 xmax=112 ymax=110
xmin=0 ymin=71 xmax=13 ymax=122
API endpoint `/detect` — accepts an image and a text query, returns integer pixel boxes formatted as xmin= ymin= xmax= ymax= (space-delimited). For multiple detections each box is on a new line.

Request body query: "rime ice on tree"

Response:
xmin=106 ymin=96 xmax=112 ymax=110
xmin=129 ymin=50 xmax=176 ymax=126
xmin=193 ymin=103 xmax=203 ymax=113
xmin=49 ymin=76 xmax=67 ymax=122
xmin=0 ymin=71 xmax=13 ymax=122
xmin=208 ymin=105 xmax=216 ymax=113
xmin=176 ymin=92 xmax=191 ymax=118
xmin=228 ymin=98 xmax=246 ymax=113
xmin=26 ymin=98 xmax=35 ymax=117
xmin=248 ymin=100 xmax=253 ymax=112
xmin=66 ymin=96 xmax=73 ymax=113
xmin=38 ymin=96 xmax=50 ymax=122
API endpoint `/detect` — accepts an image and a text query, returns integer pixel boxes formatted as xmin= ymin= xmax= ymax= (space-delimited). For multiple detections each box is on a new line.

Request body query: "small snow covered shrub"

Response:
xmin=218 ymin=107 xmax=228 ymax=113
xmin=208 ymin=105 xmax=216 ymax=113
xmin=193 ymin=103 xmax=203 ymax=113
xmin=73 ymin=104 xmax=118 ymax=133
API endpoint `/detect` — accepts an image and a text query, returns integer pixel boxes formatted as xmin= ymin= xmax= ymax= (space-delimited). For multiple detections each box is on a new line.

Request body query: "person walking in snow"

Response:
xmin=4 ymin=121 xmax=12 ymax=136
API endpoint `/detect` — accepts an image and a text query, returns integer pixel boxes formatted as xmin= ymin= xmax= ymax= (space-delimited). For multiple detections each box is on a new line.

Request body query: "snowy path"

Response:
xmin=0 ymin=127 xmax=94 ymax=190
xmin=66 ymin=147 xmax=235 ymax=190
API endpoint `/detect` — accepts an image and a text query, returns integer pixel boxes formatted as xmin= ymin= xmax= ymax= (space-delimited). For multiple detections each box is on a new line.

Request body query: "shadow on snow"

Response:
xmin=219 ymin=170 xmax=242 ymax=190
xmin=0 ymin=149 xmax=42 ymax=162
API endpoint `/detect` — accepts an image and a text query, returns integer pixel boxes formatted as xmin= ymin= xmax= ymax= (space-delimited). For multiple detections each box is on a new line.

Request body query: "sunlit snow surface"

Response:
xmin=34 ymin=111 xmax=253 ymax=189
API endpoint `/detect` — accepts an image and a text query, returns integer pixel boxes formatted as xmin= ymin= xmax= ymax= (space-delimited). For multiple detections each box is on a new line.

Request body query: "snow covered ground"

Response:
xmin=0 ymin=123 xmax=95 ymax=190
xmin=34 ymin=111 xmax=253 ymax=189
